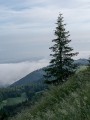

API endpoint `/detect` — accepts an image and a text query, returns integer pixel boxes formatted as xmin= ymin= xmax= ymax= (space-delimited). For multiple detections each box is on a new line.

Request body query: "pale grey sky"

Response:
xmin=0 ymin=0 xmax=90 ymax=62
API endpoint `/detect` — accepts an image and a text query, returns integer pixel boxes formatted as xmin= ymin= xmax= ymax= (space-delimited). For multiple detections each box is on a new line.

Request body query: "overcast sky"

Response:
xmin=0 ymin=0 xmax=90 ymax=86
xmin=0 ymin=0 xmax=90 ymax=62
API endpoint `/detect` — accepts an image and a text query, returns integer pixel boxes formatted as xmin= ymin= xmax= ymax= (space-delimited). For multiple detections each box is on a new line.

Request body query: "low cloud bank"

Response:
xmin=0 ymin=59 xmax=49 ymax=86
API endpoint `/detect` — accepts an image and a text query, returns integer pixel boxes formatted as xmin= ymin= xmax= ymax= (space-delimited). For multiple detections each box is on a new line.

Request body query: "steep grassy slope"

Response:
xmin=10 ymin=68 xmax=90 ymax=120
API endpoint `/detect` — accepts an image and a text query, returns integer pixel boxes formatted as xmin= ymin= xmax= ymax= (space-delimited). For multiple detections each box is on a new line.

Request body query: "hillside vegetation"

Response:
xmin=10 ymin=68 xmax=90 ymax=120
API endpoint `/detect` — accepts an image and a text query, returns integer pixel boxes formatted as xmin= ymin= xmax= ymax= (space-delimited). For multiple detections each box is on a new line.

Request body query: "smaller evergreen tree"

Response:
xmin=44 ymin=13 xmax=78 ymax=84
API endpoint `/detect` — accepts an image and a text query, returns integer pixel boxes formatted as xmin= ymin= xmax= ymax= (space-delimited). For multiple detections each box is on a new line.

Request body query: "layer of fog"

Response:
xmin=0 ymin=59 xmax=49 ymax=87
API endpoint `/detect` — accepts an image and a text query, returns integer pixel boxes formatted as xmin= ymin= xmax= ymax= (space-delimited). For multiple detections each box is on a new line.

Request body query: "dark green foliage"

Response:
xmin=88 ymin=57 xmax=90 ymax=67
xmin=0 ymin=83 xmax=47 ymax=119
xmin=0 ymin=109 xmax=8 ymax=120
xmin=44 ymin=13 xmax=78 ymax=83
xmin=0 ymin=68 xmax=48 ymax=119
xmin=9 ymin=69 xmax=90 ymax=120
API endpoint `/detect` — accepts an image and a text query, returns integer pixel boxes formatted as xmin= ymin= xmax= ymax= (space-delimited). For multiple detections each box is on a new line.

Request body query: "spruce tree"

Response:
xmin=44 ymin=13 xmax=78 ymax=84
xmin=88 ymin=57 xmax=90 ymax=67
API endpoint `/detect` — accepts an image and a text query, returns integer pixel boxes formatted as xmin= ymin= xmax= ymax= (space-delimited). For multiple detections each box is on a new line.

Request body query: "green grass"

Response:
xmin=9 ymin=68 xmax=90 ymax=120
xmin=0 ymin=93 xmax=27 ymax=109
xmin=76 ymin=65 xmax=87 ymax=73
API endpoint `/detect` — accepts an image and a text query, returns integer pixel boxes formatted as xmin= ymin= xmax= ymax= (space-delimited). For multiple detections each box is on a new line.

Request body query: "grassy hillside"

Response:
xmin=10 ymin=68 xmax=90 ymax=120
xmin=0 ymin=68 xmax=49 ymax=120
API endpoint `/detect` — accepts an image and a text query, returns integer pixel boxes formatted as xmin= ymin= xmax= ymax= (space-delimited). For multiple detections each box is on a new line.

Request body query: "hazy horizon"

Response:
xmin=0 ymin=0 xmax=90 ymax=86
xmin=0 ymin=59 xmax=49 ymax=87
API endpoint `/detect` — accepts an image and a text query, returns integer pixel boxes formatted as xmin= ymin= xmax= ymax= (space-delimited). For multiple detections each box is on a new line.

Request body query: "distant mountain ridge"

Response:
xmin=74 ymin=58 xmax=89 ymax=66
xmin=10 ymin=59 xmax=89 ymax=87
xmin=10 ymin=68 xmax=45 ymax=87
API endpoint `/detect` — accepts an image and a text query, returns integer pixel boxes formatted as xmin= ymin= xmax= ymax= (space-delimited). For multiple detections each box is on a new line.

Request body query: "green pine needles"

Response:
xmin=44 ymin=13 xmax=78 ymax=84
xmin=88 ymin=57 xmax=90 ymax=67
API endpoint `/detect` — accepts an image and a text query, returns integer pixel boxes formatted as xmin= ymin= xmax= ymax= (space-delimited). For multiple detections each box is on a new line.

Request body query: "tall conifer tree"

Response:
xmin=44 ymin=13 xmax=78 ymax=84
